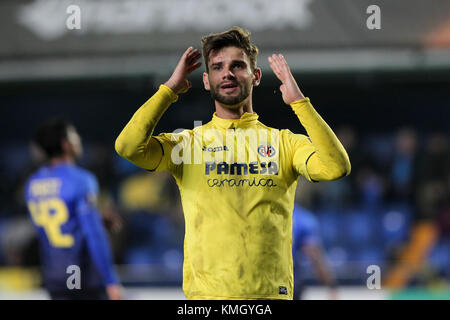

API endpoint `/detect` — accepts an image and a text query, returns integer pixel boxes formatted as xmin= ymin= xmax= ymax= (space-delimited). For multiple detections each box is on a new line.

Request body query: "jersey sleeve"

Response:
xmin=76 ymin=172 xmax=119 ymax=286
xmin=289 ymin=98 xmax=351 ymax=182
xmin=282 ymin=129 xmax=316 ymax=182
xmin=151 ymin=130 xmax=190 ymax=179
xmin=84 ymin=171 xmax=99 ymax=201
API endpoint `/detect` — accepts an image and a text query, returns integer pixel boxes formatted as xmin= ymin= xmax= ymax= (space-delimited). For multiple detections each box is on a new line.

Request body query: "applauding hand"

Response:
xmin=165 ymin=47 xmax=202 ymax=95
xmin=268 ymin=54 xmax=305 ymax=104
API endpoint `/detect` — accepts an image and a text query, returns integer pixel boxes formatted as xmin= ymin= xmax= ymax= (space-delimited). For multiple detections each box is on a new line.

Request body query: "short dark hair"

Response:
xmin=201 ymin=26 xmax=259 ymax=73
xmin=33 ymin=119 xmax=73 ymax=158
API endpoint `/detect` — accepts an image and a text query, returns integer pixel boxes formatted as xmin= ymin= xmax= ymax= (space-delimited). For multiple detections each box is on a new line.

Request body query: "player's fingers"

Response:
xmin=188 ymin=50 xmax=200 ymax=57
xmin=271 ymin=53 xmax=281 ymax=65
xmin=278 ymin=54 xmax=291 ymax=73
xmin=272 ymin=54 xmax=285 ymax=74
xmin=187 ymin=61 xmax=202 ymax=73
xmin=274 ymin=56 xmax=292 ymax=81
xmin=269 ymin=54 xmax=280 ymax=67
xmin=186 ymin=48 xmax=200 ymax=60
xmin=268 ymin=56 xmax=282 ymax=78
xmin=277 ymin=54 xmax=287 ymax=67
xmin=274 ymin=54 xmax=287 ymax=72
xmin=186 ymin=54 xmax=201 ymax=68
xmin=268 ymin=56 xmax=280 ymax=73
xmin=191 ymin=60 xmax=202 ymax=68
xmin=187 ymin=51 xmax=202 ymax=64
xmin=268 ymin=63 xmax=279 ymax=77
xmin=176 ymin=47 xmax=195 ymax=69
xmin=182 ymin=46 xmax=194 ymax=59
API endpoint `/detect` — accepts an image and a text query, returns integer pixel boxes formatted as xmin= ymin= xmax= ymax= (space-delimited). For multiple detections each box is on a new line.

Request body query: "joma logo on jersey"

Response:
xmin=202 ymin=145 xmax=229 ymax=152
xmin=258 ymin=145 xmax=276 ymax=157
xmin=205 ymin=161 xmax=278 ymax=175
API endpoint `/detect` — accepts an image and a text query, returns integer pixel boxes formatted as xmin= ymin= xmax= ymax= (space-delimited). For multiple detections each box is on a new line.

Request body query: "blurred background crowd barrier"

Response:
xmin=0 ymin=0 xmax=449 ymax=299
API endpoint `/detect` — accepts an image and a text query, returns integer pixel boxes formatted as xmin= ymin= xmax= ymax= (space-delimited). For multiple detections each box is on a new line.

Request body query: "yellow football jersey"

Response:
xmin=115 ymin=85 xmax=350 ymax=300
xmin=153 ymin=114 xmax=316 ymax=300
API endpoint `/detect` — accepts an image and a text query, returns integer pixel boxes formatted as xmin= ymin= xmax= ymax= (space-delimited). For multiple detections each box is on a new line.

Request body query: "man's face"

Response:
xmin=203 ymin=46 xmax=260 ymax=108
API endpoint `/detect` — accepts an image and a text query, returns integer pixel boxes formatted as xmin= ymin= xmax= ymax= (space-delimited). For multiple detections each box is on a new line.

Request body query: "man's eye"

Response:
xmin=233 ymin=65 xmax=243 ymax=69
xmin=213 ymin=66 xmax=221 ymax=70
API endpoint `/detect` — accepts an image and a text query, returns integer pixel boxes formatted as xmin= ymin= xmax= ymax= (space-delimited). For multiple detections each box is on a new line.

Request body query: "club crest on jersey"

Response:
xmin=258 ymin=145 xmax=276 ymax=158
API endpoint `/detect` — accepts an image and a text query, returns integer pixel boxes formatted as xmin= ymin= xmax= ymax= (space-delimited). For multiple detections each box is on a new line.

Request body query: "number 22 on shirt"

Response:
xmin=27 ymin=198 xmax=74 ymax=248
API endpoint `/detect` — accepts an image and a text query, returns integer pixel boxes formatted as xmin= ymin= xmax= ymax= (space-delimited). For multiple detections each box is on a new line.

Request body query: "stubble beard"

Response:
xmin=210 ymin=82 xmax=251 ymax=108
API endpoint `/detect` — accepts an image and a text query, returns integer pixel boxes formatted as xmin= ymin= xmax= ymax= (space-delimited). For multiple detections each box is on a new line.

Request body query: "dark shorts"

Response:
xmin=49 ymin=288 xmax=108 ymax=300
xmin=294 ymin=281 xmax=304 ymax=300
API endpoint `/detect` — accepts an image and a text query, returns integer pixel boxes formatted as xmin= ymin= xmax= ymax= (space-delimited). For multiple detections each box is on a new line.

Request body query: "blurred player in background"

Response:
xmin=24 ymin=120 xmax=122 ymax=300
xmin=116 ymin=26 xmax=350 ymax=300
xmin=292 ymin=204 xmax=337 ymax=300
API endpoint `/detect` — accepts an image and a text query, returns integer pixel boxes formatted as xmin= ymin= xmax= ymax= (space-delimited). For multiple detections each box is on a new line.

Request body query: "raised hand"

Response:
xmin=164 ymin=47 xmax=202 ymax=95
xmin=268 ymin=54 xmax=305 ymax=104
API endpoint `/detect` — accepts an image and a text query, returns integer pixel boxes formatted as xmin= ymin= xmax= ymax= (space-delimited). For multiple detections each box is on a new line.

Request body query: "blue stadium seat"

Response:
xmin=128 ymin=212 xmax=158 ymax=247
xmin=380 ymin=205 xmax=411 ymax=247
xmin=123 ymin=246 xmax=164 ymax=265
xmin=161 ymin=249 xmax=184 ymax=272
xmin=365 ymin=135 xmax=393 ymax=166
xmin=428 ymin=240 xmax=450 ymax=275
xmin=151 ymin=215 xmax=183 ymax=248
xmin=353 ymin=247 xmax=385 ymax=266
xmin=325 ymin=246 xmax=350 ymax=275
xmin=317 ymin=210 xmax=342 ymax=246
xmin=343 ymin=212 xmax=375 ymax=248
xmin=114 ymin=153 xmax=141 ymax=176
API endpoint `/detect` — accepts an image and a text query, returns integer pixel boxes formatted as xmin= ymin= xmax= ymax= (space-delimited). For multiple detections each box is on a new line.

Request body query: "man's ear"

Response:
xmin=203 ymin=72 xmax=210 ymax=91
xmin=252 ymin=68 xmax=262 ymax=87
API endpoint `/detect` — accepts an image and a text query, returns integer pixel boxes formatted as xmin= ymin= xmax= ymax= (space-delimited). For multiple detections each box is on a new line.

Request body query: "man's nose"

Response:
xmin=222 ymin=68 xmax=235 ymax=79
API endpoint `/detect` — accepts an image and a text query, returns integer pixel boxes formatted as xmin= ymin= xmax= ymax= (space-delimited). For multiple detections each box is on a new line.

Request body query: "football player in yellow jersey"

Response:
xmin=115 ymin=26 xmax=351 ymax=300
